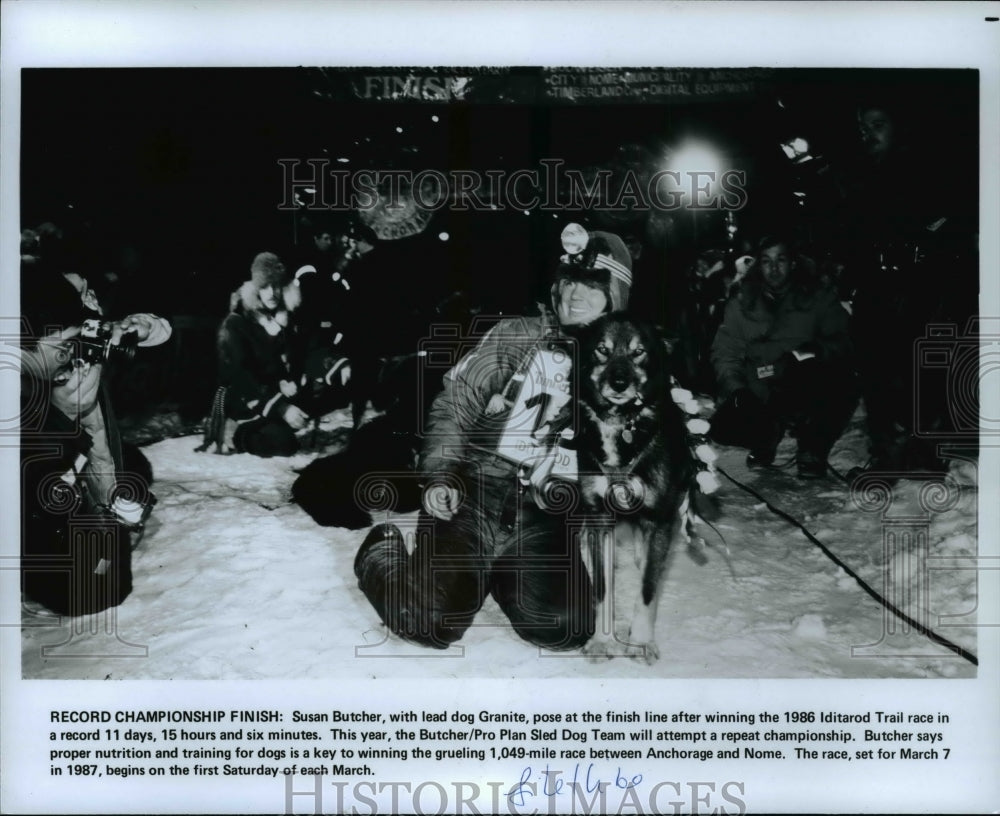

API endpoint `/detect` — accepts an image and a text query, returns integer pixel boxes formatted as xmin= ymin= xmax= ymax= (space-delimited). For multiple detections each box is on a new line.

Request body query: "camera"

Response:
xmin=77 ymin=318 xmax=139 ymax=365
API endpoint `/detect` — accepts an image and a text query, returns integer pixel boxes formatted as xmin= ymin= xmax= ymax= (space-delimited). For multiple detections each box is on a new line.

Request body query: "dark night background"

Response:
xmin=20 ymin=67 xmax=979 ymax=420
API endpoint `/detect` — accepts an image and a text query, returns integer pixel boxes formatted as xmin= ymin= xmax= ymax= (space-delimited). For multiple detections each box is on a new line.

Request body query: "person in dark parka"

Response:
xmin=209 ymin=252 xmax=309 ymax=457
xmin=709 ymin=234 xmax=856 ymax=478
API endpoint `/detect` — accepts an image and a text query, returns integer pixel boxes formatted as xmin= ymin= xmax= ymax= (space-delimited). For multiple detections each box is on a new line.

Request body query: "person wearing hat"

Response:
xmin=203 ymin=251 xmax=309 ymax=457
xmin=353 ymin=223 xmax=633 ymax=651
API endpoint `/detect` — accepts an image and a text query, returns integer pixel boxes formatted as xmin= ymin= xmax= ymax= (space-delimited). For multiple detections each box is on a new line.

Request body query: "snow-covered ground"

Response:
xmin=21 ymin=405 xmax=979 ymax=680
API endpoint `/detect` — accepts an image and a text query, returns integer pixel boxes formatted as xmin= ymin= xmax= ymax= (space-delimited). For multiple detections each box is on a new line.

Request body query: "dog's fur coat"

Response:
xmin=570 ymin=313 xmax=698 ymax=663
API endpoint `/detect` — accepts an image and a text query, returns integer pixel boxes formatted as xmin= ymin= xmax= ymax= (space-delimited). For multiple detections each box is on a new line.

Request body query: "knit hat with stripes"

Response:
xmin=555 ymin=223 xmax=633 ymax=312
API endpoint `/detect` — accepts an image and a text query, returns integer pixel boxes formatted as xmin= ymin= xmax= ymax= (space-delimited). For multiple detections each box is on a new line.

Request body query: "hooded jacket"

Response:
xmin=216 ymin=281 xmax=302 ymax=422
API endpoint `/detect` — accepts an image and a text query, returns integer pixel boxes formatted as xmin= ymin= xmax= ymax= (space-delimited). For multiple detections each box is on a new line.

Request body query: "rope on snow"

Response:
xmin=716 ymin=465 xmax=978 ymax=667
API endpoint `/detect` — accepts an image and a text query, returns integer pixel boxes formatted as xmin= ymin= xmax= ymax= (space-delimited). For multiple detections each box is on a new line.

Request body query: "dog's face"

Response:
xmin=578 ymin=314 xmax=666 ymax=411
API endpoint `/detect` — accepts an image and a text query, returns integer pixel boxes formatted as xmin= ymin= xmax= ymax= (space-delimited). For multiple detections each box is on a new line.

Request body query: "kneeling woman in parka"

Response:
xmin=354 ymin=226 xmax=633 ymax=650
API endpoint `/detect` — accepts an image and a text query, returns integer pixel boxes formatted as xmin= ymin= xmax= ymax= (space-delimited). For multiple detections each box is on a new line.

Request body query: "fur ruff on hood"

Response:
xmin=231 ymin=280 xmax=301 ymax=335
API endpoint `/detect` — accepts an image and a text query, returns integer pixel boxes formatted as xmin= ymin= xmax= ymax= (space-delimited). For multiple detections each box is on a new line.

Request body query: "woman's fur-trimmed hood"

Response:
xmin=231 ymin=280 xmax=301 ymax=334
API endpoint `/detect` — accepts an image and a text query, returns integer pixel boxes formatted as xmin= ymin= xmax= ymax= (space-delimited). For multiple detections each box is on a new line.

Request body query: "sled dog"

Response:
xmin=572 ymin=313 xmax=699 ymax=664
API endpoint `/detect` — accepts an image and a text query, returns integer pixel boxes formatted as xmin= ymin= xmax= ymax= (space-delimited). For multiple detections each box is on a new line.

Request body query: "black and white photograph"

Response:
xmin=2 ymin=2 xmax=998 ymax=814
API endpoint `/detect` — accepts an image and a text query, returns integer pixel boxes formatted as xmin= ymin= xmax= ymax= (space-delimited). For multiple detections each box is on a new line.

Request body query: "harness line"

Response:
xmin=716 ymin=465 xmax=978 ymax=667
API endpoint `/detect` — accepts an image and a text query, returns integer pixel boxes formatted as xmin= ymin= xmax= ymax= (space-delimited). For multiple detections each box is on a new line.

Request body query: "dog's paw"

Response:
xmin=581 ymin=636 xmax=617 ymax=662
xmin=625 ymin=641 xmax=660 ymax=665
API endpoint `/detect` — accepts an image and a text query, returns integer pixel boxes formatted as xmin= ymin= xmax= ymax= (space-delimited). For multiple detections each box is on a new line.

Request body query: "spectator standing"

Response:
xmin=840 ymin=101 xmax=976 ymax=478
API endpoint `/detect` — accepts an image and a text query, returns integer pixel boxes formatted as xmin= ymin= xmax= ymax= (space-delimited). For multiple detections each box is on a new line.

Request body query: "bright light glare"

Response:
xmin=670 ymin=141 xmax=723 ymax=178
xmin=658 ymin=140 xmax=724 ymax=206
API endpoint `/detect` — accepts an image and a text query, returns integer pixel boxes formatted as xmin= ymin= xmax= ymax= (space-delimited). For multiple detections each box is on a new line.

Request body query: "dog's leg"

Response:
xmin=626 ymin=516 xmax=680 ymax=665
xmin=581 ymin=525 xmax=617 ymax=661
xmin=625 ymin=527 xmax=658 ymax=664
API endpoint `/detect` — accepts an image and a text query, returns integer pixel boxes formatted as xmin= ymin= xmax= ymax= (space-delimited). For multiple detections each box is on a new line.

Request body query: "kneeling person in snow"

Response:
xmin=204 ymin=251 xmax=309 ymax=457
xmin=709 ymin=234 xmax=856 ymax=479
xmin=353 ymin=224 xmax=634 ymax=651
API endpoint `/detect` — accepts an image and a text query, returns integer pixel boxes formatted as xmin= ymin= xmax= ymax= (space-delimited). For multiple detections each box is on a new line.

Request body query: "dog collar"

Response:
xmin=621 ymin=414 xmax=638 ymax=444
xmin=601 ymin=408 xmax=647 ymax=473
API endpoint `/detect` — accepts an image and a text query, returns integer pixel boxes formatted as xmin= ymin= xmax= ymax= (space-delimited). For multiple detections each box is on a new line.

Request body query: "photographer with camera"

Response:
xmin=20 ymin=271 xmax=171 ymax=616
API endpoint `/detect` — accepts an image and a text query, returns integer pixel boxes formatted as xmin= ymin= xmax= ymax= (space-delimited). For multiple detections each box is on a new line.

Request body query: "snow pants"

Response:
xmin=354 ymin=452 xmax=595 ymax=650
xmin=711 ymin=360 xmax=857 ymax=461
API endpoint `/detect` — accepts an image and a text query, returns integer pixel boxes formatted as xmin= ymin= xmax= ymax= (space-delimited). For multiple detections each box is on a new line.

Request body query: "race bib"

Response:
xmin=496 ymin=347 xmax=573 ymax=466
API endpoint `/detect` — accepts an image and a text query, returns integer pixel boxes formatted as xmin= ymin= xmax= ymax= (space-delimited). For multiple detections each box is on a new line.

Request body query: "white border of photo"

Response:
xmin=2 ymin=2 xmax=997 ymax=814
